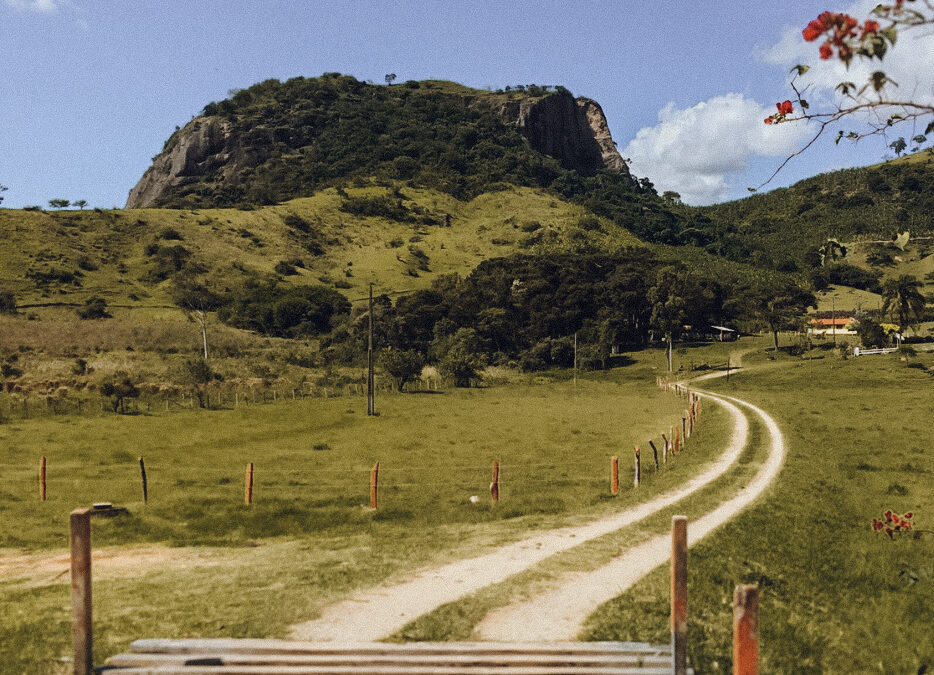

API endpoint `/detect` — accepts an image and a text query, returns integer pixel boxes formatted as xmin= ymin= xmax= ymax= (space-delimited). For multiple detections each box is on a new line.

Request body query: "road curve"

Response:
xmin=289 ymin=391 xmax=750 ymax=642
xmin=475 ymin=391 xmax=785 ymax=641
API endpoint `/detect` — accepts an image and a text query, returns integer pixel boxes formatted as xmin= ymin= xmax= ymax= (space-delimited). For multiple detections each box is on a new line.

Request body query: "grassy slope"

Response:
xmin=0 ymin=367 xmax=728 ymax=673
xmin=0 ymin=184 xmax=638 ymax=312
xmin=583 ymin=351 xmax=934 ymax=674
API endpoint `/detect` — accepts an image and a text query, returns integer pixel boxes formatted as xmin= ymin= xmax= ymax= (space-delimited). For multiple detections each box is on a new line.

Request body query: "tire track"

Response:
xmin=289 ymin=392 xmax=749 ymax=642
xmin=475 ymin=391 xmax=784 ymax=641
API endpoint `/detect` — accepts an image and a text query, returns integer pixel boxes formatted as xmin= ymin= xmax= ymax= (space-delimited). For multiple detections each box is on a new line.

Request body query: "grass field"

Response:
xmin=583 ymin=351 xmax=934 ymax=674
xmin=0 ymin=364 xmax=734 ymax=673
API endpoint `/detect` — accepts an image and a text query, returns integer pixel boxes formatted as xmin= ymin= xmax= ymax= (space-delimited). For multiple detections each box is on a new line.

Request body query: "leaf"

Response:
xmin=911 ymin=135 xmax=926 ymax=144
xmin=880 ymin=26 xmax=898 ymax=46
xmin=799 ymin=98 xmax=809 ymax=110
xmin=747 ymin=187 xmax=757 ymax=193
xmin=925 ymin=121 xmax=934 ymax=136
xmin=790 ymin=64 xmax=810 ymax=76
xmin=834 ymin=130 xmax=845 ymax=145
xmin=836 ymin=81 xmax=857 ymax=96
xmin=871 ymin=71 xmax=889 ymax=92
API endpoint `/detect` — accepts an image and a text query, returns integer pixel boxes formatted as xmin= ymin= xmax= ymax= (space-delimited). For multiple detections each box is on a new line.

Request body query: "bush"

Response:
xmin=77 ymin=296 xmax=110 ymax=320
xmin=379 ymin=347 xmax=425 ymax=391
xmin=857 ymin=316 xmax=887 ymax=348
xmin=274 ymin=260 xmax=298 ymax=276
xmin=0 ymin=291 xmax=16 ymax=314
xmin=100 ymin=372 xmax=139 ymax=413
xmin=218 ymin=282 xmax=350 ymax=337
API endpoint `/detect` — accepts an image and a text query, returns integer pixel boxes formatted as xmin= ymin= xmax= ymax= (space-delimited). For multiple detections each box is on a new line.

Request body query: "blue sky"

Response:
xmin=0 ymin=0 xmax=920 ymax=209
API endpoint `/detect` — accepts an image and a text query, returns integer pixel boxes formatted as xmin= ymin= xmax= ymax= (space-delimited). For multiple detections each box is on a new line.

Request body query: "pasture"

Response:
xmin=0 ymin=365 xmax=730 ymax=673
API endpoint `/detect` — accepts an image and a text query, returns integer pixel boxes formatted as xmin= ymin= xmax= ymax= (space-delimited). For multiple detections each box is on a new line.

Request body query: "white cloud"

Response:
xmin=4 ymin=0 xmax=62 ymax=11
xmin=621 ymin=94 xmax=810 ymax=205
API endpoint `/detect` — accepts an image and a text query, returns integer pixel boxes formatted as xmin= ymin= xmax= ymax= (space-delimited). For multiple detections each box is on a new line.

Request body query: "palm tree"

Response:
xmin=881 ymin=275 xmax=926 ymax=336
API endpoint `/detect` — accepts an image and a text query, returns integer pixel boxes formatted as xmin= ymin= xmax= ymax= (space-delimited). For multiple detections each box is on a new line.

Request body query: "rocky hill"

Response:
xmin=127 ymin=76 xmax=632 ymax=209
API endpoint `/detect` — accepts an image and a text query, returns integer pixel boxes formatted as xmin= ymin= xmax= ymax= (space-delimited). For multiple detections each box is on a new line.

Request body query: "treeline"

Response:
xmin=319 ymin=249 xmax=813 ymax=383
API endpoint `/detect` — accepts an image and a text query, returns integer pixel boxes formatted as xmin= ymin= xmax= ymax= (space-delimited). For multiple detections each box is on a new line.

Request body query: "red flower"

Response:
xmin=777 ymin=100 xmax=794 ymax=115
xmin=904 ymin=512 xmax=913 ymax=519
xmin=764 ymin=116 xmax=774 ymax=125
xmin=845 ymin=15 xmax=858 ymax=29
xmin=872 ymin=519 xmax=884 ymax=531
xmin=884 ymin=510 xmax=893 ymax=521
xmin=819 ymin=43 xmax=834 ymax=59
xmin=862 ymin=20 xmax=880 ymax=34
xmin=803 ymin=20 xmax=825 ymax=41
xmin=885 ymin=526 xmax=893 ymax=538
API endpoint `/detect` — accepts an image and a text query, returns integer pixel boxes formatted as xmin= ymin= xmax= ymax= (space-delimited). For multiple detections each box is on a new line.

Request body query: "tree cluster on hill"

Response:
xmin=322 ymin=248 xmax=814 ymax=381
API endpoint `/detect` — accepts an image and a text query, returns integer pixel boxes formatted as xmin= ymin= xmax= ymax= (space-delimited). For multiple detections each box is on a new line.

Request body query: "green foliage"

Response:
xmin=881 ymin=274 xmax=926 ymax=333
xmin=76 ymin=296 xmax=110 ymax=320
xmin=811 ymin=263 xmax=882 ymax=293
xmin=856 ymin=315 xmax=888 ymax=348
xmin=0 ymin=290 xmax=16 ymax=314
xmin=100 ymin=371 xmax=139 ymax=413
xmin=47 ymin=199 xmax=69 ymax=209
xmin=378 ymin=346 xmax=425 ymax=391
xmin=218 ymin=281 xmax=350 ymax=337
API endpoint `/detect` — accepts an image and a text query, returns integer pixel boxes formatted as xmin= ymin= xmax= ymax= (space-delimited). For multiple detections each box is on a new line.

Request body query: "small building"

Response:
xmin=809 ymin=316 xmax=857 ymax=337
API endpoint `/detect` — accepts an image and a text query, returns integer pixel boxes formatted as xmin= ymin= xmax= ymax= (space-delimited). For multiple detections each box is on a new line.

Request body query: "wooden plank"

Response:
xmin=107 ymin=653 xmax=673 ymax=668
xmin=129 ymin=640 xmax=671 ymax=656
xmin=100 ymin=666 xmax=682 ymax=675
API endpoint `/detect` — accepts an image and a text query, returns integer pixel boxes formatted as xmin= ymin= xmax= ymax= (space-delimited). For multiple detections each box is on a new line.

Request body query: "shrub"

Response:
xmin=379 ymin=347 xmax=425 ymax=391
xmin=100 ymin=371 xmax=139 ymax=413
xmin=77 ymin=296 xmax=110 ymax=320
xmin=274 ymin=260 xmax=298 ymax=276
xmin=0 ymin=291 xmax=16 ymax=314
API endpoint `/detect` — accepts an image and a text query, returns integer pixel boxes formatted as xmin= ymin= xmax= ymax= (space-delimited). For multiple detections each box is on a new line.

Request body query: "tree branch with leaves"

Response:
xmin=757 ymin=0 xmax=934 ymax=190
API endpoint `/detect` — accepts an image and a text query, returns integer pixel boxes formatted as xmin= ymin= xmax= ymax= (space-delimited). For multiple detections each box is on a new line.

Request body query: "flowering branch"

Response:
xmin=756 ymin=0 xmax=934 ymax=190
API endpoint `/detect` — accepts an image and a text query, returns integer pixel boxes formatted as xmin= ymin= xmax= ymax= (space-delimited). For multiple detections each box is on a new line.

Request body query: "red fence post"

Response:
xmin=611 ymin=456 xmax=619 ymax=495
xmin=733 ymin=584 xmax=759 ymax=675
xmin=370 ymin=462 xmax=379 ymax=509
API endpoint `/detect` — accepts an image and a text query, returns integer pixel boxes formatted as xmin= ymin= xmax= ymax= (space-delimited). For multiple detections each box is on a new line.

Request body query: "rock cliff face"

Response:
xmin=126 ymin=84 xmax=630 ymax=208
xmin=485 ymin=91 xmax=627 ymax=176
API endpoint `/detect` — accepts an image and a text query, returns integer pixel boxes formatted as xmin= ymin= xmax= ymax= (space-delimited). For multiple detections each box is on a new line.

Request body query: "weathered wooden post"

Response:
xmin=648 ymin=441 xmax=660 ymax=470
xmin=71 ymin=508 xmax=93 ymax=675
xmin=245 ymin=462 xmax=254 ymax=505
xmin=671 ymin=515 xmax=688 ymax=675
xmin=661 ymin=433 xmax=669 ymax=463
xmin=370 ymin=462 xmax=379 ymax=509
xmin=633 ymin=446 xmax=641 ymax=488
xmin=138 ymin=457 xmax=147 ymax=504
xmin=682 ymin=415 xmax=688 ymax=441
xmin=674 ymin=425 xmax=681 ymax=455
xmin=40 ymin=456 xmax=47 ymax=501
xmin=490 ymin=460 xmax=500 ymax=503
xmin=733 ymin=584 xmax=759 ymax=675
xmin=610 ymin=456 xmax=619 ymax=495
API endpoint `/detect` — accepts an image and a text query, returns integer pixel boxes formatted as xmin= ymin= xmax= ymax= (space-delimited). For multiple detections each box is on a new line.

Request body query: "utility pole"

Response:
xmin=573 ymin=332 xmax=578 ymax=391
xmin=832 ymin=295 xmax=836 ymax=346
xmin=367 ymin=283 xmax=375 ymax=416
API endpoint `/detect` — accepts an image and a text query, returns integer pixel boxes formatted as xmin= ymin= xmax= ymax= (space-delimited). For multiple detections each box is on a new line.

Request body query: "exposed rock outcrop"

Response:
xmin=126 ymin=82 xmax=631 ymax=208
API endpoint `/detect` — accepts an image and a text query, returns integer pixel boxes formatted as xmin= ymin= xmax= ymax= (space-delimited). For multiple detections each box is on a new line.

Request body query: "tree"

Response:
xmin=77 ymin=296 xmax=110 ymax=319
xmin=171 ymin=279 xmax=226 ymax=358
xmin=0 ymin=290 xmax=15 ymax=314
xmin=73 ymin=199 xmax=87 ymax=210
xmin=100 ymin=372 xmax=140 ymax=413
xmin=648 ymin=266 xmax=688 ymax=372
xmin=729 ymin=280 xmax=816 ymax=351
xmin=881 ymin=274 xmax=926 ymax=335
xmin=179 ymin=357 xmax=216 ymax=408
xmin=760 ymin=2 xmax=934 ymax=188
xmin=48 ymin=198 xmax=70 ymax=209
xmin=385 ymin=73 xmax=397 ymax=86
xmin=856 ymin=315 xmax=888 ymax=348
xmin=379 ymin=346 xmax=425 ymax=391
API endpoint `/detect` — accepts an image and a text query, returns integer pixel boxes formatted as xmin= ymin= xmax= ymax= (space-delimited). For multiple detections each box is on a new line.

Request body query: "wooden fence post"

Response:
xmin=245 ymin=462 xmax=254 ymax=505
xmin=648 ymin=441 xmax=660 ymax=470
xmin=661 ymin=433 xmax=669 ymax=463
xmin=40 ymin=456 xmax=47 ymax=501
xmin=71 ymin=508 xmax=93 ymax=675
xmin=733 ymin=584 xmax=759 ymax=675
xmin=611 ymin=456 xmax=619 ymax=495
xmin=633 ymin=447 xmax=641 ymax=488
xmin=674 ymin=425 xmax=681 ymax=455
xmin=490 ymin=460 xmax=500 ymax=503
xmin=682 ymin=415 xmax=688 ymax=441
xmin=138 ymin=457 xmax=147 ymax=504
xmin=370 ymin=462 xmax=379 ymax=509
xmin=671 ymin=515 xmax=688 ymax=675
